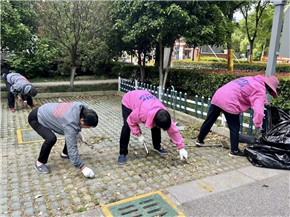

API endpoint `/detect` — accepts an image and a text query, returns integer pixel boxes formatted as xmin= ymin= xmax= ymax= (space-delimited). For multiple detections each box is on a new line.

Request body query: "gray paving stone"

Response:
xmin=24 ymin=207 xmax=35 ymax=216
xmin=11 ymin=210 xmax=22 ymax=217
xmin=0 ymin=94 xmax=250 ymax=216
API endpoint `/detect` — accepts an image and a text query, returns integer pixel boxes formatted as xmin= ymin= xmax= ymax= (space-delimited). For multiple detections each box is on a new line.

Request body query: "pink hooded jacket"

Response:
xmin=122 ymin=90 xmax=185 ymax=150
xmin=211 ymin=75 xmax=268 ymax=127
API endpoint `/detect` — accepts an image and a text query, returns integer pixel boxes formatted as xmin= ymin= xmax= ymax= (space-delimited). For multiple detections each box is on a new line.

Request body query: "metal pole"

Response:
xmin=265 ymin=0 xmax=287 ymax=102
xmin=208 ymin=45 xmax=221 ymax=62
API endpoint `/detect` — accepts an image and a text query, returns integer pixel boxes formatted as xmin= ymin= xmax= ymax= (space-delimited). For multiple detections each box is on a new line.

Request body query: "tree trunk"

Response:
xmin=159 ymin=40 xmax=163 ymax=91
xmin=162 ymin=47 xmax=173 ymax=90
xmin=141 ymin=53 xmax=146 ymax=82
xmin=70 ymin=66 xmax=77 ymax=91
xmin=261 ymin=40 xmax=267 ymax=61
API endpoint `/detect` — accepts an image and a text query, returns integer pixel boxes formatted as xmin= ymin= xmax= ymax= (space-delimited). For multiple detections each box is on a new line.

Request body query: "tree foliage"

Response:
xmin=1 ymin=1 xmax=37 ymax=53
xmin=37 ymin=1 xmax=111 ymax=89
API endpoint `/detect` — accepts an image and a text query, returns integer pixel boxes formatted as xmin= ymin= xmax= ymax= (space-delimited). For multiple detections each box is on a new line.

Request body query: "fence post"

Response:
xmin=179 ymin=92 xmax=182 ymax=111
xmin=221 ymin=114 xmax=226 ymax=127
xmin=201 ymin=96 xmax=204 ymax=119
xmin=157 ymin=86 xmax=160 ymax=99
xmin=174 ymin=91 xmax=177 ymax=110
xmin=207 ymin=98 xmax=211 ymax=115
xmin=195 ymin=95 xmax=198 ymax=117
xmin=184 ymin=93 xmax=187 ymax=114
xmin=150 ymin=84 xmax=152 ymax=93
xmin=248 ymin=109 xmax=254 ymax=135
xmin=239 ymin=113 xmax=244 ymax=133
xmin=118 ymin=77 xmax=121 ymax=91
xmin=170 ymin=89 xmax=173 ymax=109
xmin=166 ymin=89 xmax=169 ymax=107
xmin=162 ymin=88 xmax=165 ymax=103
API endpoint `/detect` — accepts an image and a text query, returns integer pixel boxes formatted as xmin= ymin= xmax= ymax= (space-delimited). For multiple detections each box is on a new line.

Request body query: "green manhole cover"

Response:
xmin=17 ymin=128 xmax=64 ymax=144
xmin=102 ymin=192 xmax=183 ymax=217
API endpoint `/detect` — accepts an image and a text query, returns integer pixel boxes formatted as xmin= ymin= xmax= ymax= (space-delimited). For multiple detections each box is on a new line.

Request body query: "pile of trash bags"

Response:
xmin=241 ymin=106 xmax=290 ymax=170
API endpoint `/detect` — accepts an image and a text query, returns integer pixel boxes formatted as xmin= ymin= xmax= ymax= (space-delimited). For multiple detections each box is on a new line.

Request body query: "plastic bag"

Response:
xmin=244 ymin=145 xmax=290 ymax=170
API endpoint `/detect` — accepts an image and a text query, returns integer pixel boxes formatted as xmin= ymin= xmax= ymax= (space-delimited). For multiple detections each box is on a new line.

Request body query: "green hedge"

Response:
xmin=116 ymin=64 xmax=290 ymax=113
xmin=172 ymin=60 xmax=290 ymax=73
xmin=200 ymin=56 xmax=247 ymax=63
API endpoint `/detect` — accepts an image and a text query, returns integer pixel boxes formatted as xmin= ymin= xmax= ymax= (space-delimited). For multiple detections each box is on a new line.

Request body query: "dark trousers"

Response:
xmin=119 ymin=104 xmax=161 ymax=156
xmin=197 ymin=104 xmax=240 ymax=152
xmin=28 ymin=108 xmax=67 ymax=164
xmin=4 ymin=75 xmax=33 ymax=108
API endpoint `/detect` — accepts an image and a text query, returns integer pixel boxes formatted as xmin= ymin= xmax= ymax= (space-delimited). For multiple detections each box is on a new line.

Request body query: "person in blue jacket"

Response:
xmin=28 ymin=102 xmax=98 ymax=178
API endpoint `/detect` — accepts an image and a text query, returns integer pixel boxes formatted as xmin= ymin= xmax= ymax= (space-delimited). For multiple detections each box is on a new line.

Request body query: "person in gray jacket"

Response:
xmin=3 ymin=72 xmax=37 ymax=112
xmin=28 ymin=102 xmax=98 ymax=178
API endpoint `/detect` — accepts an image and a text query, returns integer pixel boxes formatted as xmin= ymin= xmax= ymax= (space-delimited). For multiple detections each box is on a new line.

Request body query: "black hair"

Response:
xmin=29 ymin=87 xmax=38 ymax=97
xmin=80 ymin=107 xmax=98 ymax=127
xmin=154 ymin=109 xmax=171 ymax=130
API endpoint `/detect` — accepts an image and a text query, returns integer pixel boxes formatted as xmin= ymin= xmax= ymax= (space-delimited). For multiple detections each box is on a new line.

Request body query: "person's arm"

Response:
xmin=126 ymin=110 xmax=142 ymax=135
xmin=167 ymin=120 xmax=185 ymax=150
xmin=250 ymin=91 xmax=266 ymax=127
xmin=63 ymin=126 xmax=85 ymax=169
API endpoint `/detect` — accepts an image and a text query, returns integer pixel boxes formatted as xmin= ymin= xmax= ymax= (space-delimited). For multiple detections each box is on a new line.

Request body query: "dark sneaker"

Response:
xmin=60 ymin=154 xmax=69 ymax=159
xmin=195 ymin=140 xmax=206 ymax=147
xmin=118 ymin=155 xmax=126 ymax=165
xmin=153 ymin=148 xmax=167 ymax=155
xmin=34 ymin=162 xmax=50 ymax=174
xmin=228 ymin=150 xmax=245 ymax=157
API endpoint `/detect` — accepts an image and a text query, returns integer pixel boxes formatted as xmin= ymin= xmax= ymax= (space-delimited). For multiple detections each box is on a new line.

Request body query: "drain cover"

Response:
xmin=17 ymin=128 xmax=64 ymax=144
xmin=102 ymin=191 xmax=184 ymax=217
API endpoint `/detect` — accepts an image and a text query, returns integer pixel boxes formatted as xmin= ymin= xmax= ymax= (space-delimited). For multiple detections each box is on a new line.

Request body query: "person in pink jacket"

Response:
xmin=118 ymin=90 xmax=188 ymax=164
xmin=196 ymin=75 xmax=279 ymax=157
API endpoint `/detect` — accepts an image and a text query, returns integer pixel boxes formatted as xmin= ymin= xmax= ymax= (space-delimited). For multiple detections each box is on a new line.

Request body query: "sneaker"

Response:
xmin=60 ymin=154 xmax=69 ymax=159
xmin=195 ymin=140 xmax=206 ymax=147
xmin=153 ymin=148 xmax=167 ymax=155
xmin=34 ymin=162 xmax=50 ymax=174
xmin=118 ymin=155 xmax=126 ymax=165
xmin=31 ymin=104 xmax=36 ymax=108
xmin=10 ymin=107 xmax=15 ymax=112
xmin=228 ymin=150 xmax=245 ymax=157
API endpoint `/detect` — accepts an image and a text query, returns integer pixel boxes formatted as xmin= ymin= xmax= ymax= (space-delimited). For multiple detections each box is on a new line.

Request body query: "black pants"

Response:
xmin=4 ymin=74 xmax=33 ymax=108
xmin=28 ymin=108 xmax=68 ymax=164
xmin=119 ymin=104 xmax=161 ymax=156
xmin=197 ymin=104 xmax=240 ymax=152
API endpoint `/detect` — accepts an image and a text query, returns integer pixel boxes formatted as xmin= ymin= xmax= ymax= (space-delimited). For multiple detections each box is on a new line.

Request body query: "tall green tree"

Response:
xmin=37 ymin=1 xmax=110 ymax=90
xmin=1 ymin=0 xmax=37 ymax=53
xmin=240 ymin=0 xmax=269 ymax=61
xmin=110 ymin=1 xmax=227 ymax=90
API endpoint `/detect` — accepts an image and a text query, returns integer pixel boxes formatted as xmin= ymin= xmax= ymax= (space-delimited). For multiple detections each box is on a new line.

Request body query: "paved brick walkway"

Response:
xmin=0 ymin=95 xmax=250 ymax=216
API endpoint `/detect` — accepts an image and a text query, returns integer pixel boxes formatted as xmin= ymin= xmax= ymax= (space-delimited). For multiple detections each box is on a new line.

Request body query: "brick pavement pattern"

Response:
xmin=0 ymin=95 xmax=250 ymax=216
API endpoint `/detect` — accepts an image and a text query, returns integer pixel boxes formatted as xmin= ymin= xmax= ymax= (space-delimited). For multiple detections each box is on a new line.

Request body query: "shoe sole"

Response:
xmin=118 ymin=161 xmax=126 ymax=165
xmin=153 ymin=149 xmax=167 ymax=155
xmin=34 ymin=165 xmax=50 ymax=174
xmin=228 ymin=153 xmax=245 ymax=157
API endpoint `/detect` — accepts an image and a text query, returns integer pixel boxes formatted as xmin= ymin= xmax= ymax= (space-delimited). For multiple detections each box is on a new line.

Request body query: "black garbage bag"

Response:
xmin=243 ymin=106 xmax=290 ymax=169
xmin=262 ymin=106 xmax=290 ymax=149
xmin=244 ymin=144 xmax=290 ymax=170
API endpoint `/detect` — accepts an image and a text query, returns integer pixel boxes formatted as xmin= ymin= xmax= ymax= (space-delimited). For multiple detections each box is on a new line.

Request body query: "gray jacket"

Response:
xmin=38 ymin=102 xmax=88 ymax=169
xmin=6 ymin=73 xmax=33 ymax=95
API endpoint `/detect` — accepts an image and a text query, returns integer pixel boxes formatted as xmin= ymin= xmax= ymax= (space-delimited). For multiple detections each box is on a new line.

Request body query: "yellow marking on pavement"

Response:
xmin=101 ymin=191 xmax=185 ymax=217
xmin=16 ymin=128 xmax=64 ymax=144
xmin=197 ymin=181 xmax=215 ymax=192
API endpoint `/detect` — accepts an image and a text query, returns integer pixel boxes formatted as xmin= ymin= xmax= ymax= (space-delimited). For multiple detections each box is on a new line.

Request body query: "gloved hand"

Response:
xmin=78 ymin=132 xmax=85 ymax=142
xmin=81 ymin=166 xmax=95 ymax=178
xmin=179 ymin=148 xmax=188 ymax=160
xmin=137 ymin=134 xmax=145 ymax=144
xmin=255 ymin=127 xmax=263 ymax=139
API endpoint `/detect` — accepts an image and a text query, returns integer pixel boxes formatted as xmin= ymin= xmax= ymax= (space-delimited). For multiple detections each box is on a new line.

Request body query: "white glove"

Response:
xmin=137 ymin=135 xmax=145 ymax=144
xmin=81 ymin=166 xmax=95 ymax=178
xmin=179 ymin=148 xmax=188 ymax=160
xmin=78 ymin=132 xmax=85 ymax=142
